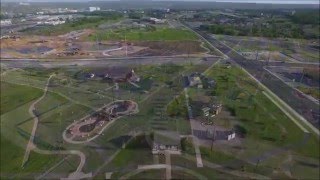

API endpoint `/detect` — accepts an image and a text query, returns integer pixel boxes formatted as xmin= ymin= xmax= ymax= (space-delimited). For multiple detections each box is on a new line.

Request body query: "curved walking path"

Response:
xmin=22 ymin=74 xmax=55 ymax=167
xmin=102 ymin=47 xmax=124 ymax=56
xmin=21 ymin=74 xmax=90 ymax=179
xmin=63 ymin=100 xmax=139 ymax=144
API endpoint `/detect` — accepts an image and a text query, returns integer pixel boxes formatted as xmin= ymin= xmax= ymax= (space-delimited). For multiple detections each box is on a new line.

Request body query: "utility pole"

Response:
xmin=112 ymin=85 xmax=115 ymax=102
xmin=299 ymin=68 xmax=305 ymax=83
xmin=210 ymin=126 xmax=215 ymax=151
xmin=125 ymin=34 xmax=128 ymax=57
xmin=266 ymin=43 xmax=271 ymax=66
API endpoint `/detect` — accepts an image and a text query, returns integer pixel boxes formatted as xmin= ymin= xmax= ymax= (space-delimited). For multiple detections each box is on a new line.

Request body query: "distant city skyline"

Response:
xmin=2 ymin=0 xmax=320 ymax=4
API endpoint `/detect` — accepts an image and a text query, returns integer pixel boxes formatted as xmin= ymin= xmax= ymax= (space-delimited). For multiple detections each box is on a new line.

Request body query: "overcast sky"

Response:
xmin=4 ymin=0 xmax=320 ymax=4
xmin=213 ymin=0 xmax=319 ymax=4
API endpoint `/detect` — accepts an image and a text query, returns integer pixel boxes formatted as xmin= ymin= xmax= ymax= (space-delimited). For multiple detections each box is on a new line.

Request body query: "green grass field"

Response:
xmin=0 ymin=82 xmax=43 ymax=115
xmin=1 ymin=61 xmax=318 ymax=179
xmin=0 ymin=82 xmax=62 ymax=179
xmin=89 ymin=28 xmax=198 ymax=41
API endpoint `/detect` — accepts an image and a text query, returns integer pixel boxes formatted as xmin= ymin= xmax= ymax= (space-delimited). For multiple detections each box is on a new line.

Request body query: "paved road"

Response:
xmin=1 ymin=56 xmax=220 ymax=69
xmin=189 ymin=27 xmax=319 ymax=130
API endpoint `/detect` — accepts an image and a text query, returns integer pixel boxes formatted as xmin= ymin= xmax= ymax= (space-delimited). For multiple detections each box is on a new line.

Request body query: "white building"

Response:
xmin=89 ymin=7 xmax=101 ymax=12
xmin=44 ymin=20 xmax=65 ymax=26
xmin=149 ymin=17 xmax=166 ymax=24
xmin=1 ymin=19 xmax=12 ymax=26
xmin=19 ymin=2 xmax=30 ymax=6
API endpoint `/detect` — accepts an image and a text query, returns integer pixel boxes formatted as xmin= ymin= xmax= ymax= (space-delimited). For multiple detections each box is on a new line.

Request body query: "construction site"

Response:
xmin=0 ymin=17 xmax=215 ymax=59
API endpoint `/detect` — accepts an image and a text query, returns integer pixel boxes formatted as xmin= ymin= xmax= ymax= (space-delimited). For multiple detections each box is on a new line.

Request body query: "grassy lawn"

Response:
xmin=104 ymin=135 xmax=153 ymax=173
xmin=0 ymin=82 xmax=62 ymax=178
xmin=34 ymin=91 xmax=92 ymax=149
xmin=1 ymin=70 xmax=50 ymax=90
xmin=127 ymin=169 xmax=166 ymax=179
xmin=171 ymin=155 xmax=239 ymax=179
xmin=89 ymin=28 xmax=198 ymax=41
xmin=1 ymin=135 xmax=61 ymax=179
xmin=0 ymin=81 xmax=43 ymax=115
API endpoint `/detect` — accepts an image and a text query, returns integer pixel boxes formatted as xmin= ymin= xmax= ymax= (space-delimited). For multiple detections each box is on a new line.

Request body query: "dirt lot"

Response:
xmin=0 ymin=31 xmax=210 ymax=59
xmin=132 ymin=40 xmax=208 ymax=56
xmin=241 ymin=51 xmax=295 ymax=62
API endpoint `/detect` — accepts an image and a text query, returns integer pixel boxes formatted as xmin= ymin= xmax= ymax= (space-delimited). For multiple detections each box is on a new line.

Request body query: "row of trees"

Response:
xmin=289 ymin=10 xmax=319 ymax=25
xmin=200 ymin=22 xmax=310 ymax=39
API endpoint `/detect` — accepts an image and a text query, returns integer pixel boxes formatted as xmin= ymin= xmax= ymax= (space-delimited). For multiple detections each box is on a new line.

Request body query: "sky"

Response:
xmin=213 ymin=0 xmax=319 ymax=4
xmin=4 ymin=0 xmax=320 ymax=4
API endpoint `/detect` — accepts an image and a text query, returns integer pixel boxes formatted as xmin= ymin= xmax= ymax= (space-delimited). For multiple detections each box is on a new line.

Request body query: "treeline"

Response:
xmin=200 ymin=23 xmax=310 ymax=39
xmin=289 ymin=10 xmax=319 ymax=25
xmin=79 ymin=11 xmax=123 ymax=19
xmin=66 ymin=12 xmax=123 ymax=27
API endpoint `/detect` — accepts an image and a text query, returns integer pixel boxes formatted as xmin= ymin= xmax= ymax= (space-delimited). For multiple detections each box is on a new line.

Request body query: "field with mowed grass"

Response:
xmin=89 ymin=28 xmax=199 ymax=41
xmin=0 ymin=82 xmax=43 ymax=115
xmin=3 ymin=59 xmax=317 ymax=179
xmin=0 ymin=62 xmax=206 ymax=178
xmin=0 ymin=82 xmax=63 ymax=179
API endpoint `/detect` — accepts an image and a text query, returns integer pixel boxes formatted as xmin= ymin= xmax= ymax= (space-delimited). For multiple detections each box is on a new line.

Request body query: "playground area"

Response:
xmin=63 ymin=100 xmax=139 ymax=143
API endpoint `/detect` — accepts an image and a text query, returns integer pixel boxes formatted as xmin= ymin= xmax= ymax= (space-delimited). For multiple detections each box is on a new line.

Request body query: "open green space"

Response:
xmin=1 ymin=135 xmax=61 ymax=179
xmin=89 ymin=28 xmax=198 ymax=41
xmin=0 ymin=82 xmax=62 ymax=179
xmin=0 ymin=63 xmax=196 ymax=177
xmin=0 ymin=81 xmax=43 ymax=115
xmin=128 ymin=169 xmax=166 ymax=179
xmin=2 ymin=61 xmax=317 ymax=179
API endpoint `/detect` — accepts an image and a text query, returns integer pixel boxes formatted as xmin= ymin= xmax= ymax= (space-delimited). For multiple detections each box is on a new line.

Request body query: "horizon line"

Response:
xmin=4 ymin=0 xmax=320 ymax=5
